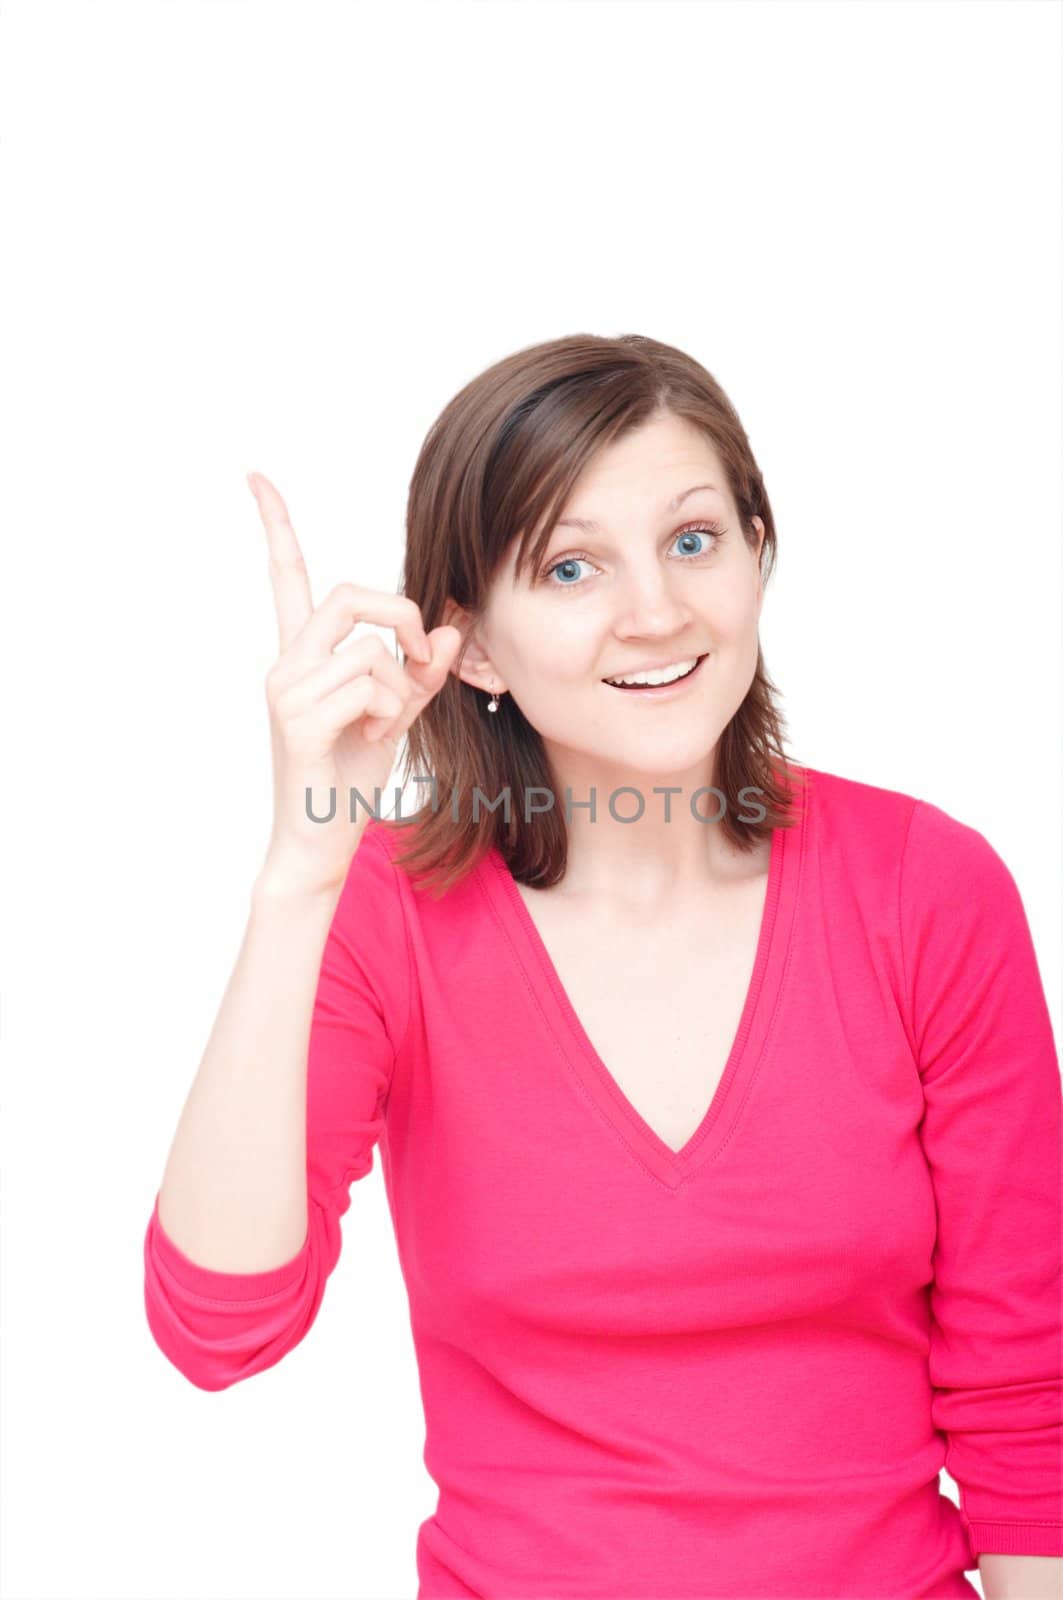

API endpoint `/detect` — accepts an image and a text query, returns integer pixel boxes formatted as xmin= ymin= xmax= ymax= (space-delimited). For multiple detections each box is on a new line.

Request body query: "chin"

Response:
xmin=595 ymin=735 xmax=722 ymax=781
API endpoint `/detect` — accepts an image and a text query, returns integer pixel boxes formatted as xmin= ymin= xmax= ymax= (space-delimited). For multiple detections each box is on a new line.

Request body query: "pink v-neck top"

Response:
xmin=143 ymin=765 xmax=1063 ymax=1598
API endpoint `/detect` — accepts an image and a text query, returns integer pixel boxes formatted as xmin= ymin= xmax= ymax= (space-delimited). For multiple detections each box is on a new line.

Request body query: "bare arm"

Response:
xmin=979 ymin=1554 xmax=1063 ymax=1600
xmin=155 ymin=869 xmax=348 ymax=1272
xmin=151 ymin=471 xmax=459 ymax=1277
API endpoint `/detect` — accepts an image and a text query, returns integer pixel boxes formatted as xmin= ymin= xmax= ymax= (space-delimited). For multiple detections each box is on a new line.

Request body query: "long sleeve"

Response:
xmin=143 ymin=822 xmax=411 ymax=1391
xmin=899 ymin=798 xmax=1063 ymax=1557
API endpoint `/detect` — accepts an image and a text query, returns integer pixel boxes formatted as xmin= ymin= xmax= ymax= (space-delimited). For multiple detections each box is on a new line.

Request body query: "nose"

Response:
xmin=610 ymin=560 xmax=695 ymax=639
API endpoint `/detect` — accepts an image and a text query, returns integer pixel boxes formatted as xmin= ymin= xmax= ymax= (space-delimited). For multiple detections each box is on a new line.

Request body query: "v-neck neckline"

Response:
xmin=478 ymin=774 xmax=809 ymax=1190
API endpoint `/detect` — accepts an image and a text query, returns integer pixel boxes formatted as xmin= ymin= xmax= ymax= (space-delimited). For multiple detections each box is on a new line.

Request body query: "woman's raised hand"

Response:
xmin=248 ymin=472 xmax=464 ymax=897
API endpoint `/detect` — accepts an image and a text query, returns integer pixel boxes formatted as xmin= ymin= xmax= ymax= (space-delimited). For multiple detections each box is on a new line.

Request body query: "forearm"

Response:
xmin=155 ymin=866 xmax=346 ymax=1273
xmin=979 ymin=1554 xmax=1063 ymax=1599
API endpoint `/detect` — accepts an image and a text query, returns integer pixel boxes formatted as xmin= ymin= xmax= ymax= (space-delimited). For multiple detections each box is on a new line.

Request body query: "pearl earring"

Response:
xmin=487 ymin=683 xmax=500 ymax=713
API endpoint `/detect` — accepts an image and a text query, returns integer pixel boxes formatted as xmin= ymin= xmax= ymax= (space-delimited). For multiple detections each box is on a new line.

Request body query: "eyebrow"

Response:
xmin=554 ymin=482 xmax=722 ymax=535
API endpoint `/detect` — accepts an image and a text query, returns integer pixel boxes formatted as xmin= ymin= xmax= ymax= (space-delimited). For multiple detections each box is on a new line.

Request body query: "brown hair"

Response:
xmin=378 ymin=332 xmax=807 ymax=897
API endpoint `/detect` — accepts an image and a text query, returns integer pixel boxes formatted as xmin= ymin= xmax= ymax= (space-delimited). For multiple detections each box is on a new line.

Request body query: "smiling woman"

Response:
xmin=144 ymin=332 xmax=1062 ymax=1600
xmin=387 ymin=336 xmax=798 ymax=893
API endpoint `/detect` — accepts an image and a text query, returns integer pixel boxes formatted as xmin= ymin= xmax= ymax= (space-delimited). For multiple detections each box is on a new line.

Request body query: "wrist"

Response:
xmin=252 ymin=851 xmax=353 ymax=910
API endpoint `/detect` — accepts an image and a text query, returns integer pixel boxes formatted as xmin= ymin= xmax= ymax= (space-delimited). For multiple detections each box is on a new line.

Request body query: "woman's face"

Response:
xmin=450 ymin=411 xmax=766 ymax=790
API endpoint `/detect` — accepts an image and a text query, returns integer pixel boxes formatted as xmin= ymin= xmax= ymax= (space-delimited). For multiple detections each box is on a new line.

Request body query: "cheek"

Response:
xmin=708 ymin=582 xmax=761 ymax=638
xmin=515 ymin=610 xmax=603 ymax=677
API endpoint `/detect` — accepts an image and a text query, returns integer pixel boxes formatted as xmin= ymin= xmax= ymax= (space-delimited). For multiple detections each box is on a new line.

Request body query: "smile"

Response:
xmin=602 ymin=654 xmax=710 ymax=695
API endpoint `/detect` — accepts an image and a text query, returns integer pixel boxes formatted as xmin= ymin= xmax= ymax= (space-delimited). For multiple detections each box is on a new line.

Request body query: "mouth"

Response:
xmin=602 ymin=653 xmax=710 ymax=696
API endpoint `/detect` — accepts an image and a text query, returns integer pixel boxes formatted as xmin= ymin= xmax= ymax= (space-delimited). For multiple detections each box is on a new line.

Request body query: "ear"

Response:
xmin=440 ymin=597 xmax=503 ymax=694
xmin=751 ymin=517 xmax=766 ymax=617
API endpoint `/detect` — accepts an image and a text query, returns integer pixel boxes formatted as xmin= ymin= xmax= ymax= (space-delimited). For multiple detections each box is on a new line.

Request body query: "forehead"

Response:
xmin=559 ymin=419 xmax=727 ymax=517
xmin=555 ymin=480 xmax=725 ymax=537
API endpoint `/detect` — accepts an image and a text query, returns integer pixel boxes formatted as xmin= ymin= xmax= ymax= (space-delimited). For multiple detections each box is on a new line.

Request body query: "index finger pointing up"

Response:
xmin=248 ymin=471 xmax=314 ymax=652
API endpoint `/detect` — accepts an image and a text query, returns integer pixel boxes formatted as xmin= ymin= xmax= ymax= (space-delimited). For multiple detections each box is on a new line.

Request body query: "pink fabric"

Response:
xmin=143 ymin=765 xmax=1063 ymax=1598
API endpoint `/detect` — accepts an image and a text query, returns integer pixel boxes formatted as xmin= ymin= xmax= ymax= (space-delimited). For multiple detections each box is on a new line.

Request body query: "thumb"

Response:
xmin=415 ymin=624 xmax=465 ymax=684
xmin=395 ymin=626 xmax=465 ymax=732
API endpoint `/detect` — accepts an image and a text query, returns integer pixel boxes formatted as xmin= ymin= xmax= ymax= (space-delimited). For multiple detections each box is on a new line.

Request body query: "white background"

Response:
xmin=1 ymin=2 xmax=1060 ymax=1598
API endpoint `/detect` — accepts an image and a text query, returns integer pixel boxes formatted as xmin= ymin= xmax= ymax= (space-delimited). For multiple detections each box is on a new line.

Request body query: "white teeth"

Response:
xmin=605 ymin=657 xmax=699 ymax=688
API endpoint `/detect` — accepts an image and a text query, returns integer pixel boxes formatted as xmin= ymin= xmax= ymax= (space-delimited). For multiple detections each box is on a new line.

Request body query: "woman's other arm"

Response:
xmin=979 ymin=1553 xmax=1063 ymax=1599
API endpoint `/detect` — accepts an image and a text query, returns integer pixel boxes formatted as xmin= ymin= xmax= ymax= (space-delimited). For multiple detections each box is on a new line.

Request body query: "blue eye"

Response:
xmin=675 ymin=529 xmax=709 ymax=555
xmin=547 ymin=556 xmax=593 ymax=587
xmin=540 ymin=522 xmax=724 ymax=591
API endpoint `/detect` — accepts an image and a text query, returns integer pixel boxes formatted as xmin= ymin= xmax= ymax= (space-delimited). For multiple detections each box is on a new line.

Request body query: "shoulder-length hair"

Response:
xmin=378 ymin=332 xmax=807 ymax=898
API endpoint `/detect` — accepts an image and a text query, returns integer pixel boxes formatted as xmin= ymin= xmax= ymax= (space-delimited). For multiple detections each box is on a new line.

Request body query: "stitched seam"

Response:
xmin=896 ymin=797 xmax=923 ymax=1065
xmin=967 ymin=1519 xmax=1063 ymax=1528
xmin=709 ymin=777 xmax=810 ymax=1171
xmin=365 ymin=825 xmax=413 ymax=1110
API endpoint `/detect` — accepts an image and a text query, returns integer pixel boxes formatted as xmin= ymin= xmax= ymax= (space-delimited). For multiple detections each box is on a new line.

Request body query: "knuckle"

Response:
xmin=271 ymin=680 xmax=300 ymax=720
xmin=265 ymin=654 xmax=297 ymax=693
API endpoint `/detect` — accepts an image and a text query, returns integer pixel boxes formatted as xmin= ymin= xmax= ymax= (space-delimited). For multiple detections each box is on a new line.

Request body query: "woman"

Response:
xmin=143 ymin=334 xmax=1062 ymax=1599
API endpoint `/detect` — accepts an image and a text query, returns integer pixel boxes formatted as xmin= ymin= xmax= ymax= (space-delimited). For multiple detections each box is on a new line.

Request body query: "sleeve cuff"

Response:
xmin=146 ymin=1191 xmax=310 ymax=1302
xmin=967 ymin=1520 xmax=1063 ymax=1558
